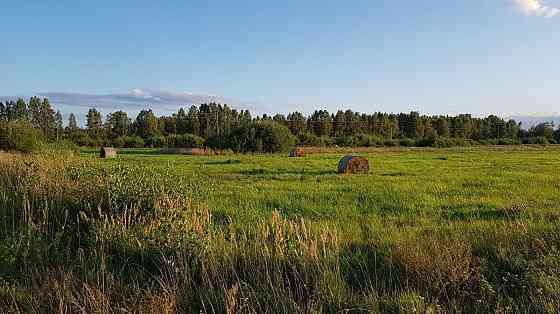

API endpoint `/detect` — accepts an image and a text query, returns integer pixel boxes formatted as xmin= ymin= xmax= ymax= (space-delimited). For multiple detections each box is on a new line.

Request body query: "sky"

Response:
xmin=1 ymin=0 xmax=559 ymax=117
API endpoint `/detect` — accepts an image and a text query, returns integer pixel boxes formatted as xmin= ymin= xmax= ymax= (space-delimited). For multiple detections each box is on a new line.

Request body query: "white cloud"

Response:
xmin=513 ymin=0 xmax=560 ymax=18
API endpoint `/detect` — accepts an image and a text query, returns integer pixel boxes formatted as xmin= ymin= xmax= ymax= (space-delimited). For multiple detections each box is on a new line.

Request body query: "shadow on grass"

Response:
xmin=204 ymin=159 xmax=241 ymax=165
xmin=445 ymin=207 xmax=526 ymax=221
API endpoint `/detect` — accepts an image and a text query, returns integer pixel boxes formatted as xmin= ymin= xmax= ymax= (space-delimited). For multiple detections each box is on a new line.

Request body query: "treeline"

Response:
xmin=1 ymin=97 xmax=560 ymax=153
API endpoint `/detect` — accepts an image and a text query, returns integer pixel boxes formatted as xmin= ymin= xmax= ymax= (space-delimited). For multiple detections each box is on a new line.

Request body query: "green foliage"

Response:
xmin=145 ymin=135 xmax=167 ymax=148
xmin=298 ymin=132 xmax=324 ymax=146
xmin=122 ymin=135 xmax=145 ymax=148
xmin=398 ymin=138 xmax=416 ymax=147
xmin=227 ymin=121 xmax=296 ymax=153
xmin=530 ymin=122 xmax=555 ymax=141
xmin=334 ymin=135 xmax=355 ymax=147
xmin=173 ymin=133 xmax=205 ymax=148
xmin=526 ymin=137 xmax=550 ymax=145
xmin=0 ymin=120 xmax=43 ymax=152
xmin=2 ymin=98 xmax=559 ymax=151
xmin=134 ymin=109 xmax=160 ymax=139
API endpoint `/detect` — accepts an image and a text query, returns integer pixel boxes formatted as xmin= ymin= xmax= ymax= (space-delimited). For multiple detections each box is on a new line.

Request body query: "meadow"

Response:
xmin=1 ymin=146 xmax=560 ymax=313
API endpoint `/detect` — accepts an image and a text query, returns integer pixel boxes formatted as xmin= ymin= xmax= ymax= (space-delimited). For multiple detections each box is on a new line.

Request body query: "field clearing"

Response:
xmin=83 ymin=145 xmax=560 ymax=226
xmin=2 ymin=146 xmax=560 ymax=312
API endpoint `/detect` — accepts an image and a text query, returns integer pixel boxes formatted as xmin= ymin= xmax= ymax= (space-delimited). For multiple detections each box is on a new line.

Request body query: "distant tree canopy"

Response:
xmin=1 ymin=97 xmax=558 ymax=152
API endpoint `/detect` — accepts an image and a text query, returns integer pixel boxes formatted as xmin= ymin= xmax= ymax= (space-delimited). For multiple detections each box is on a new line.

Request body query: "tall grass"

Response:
xmin=1 ymin=148 xmax=560 ymax=313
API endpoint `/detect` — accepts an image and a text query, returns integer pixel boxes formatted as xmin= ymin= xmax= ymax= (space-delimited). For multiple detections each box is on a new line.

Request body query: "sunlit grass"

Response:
xmin=1 ymin=146 xmax=560 ymax=312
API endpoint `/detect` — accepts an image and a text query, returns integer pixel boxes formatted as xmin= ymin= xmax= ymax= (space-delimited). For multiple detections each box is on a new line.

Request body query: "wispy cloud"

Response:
xmin=513 ymin=0 xmax=560 ymax=18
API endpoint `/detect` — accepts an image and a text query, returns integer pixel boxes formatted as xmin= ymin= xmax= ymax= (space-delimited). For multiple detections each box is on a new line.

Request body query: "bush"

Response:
xmin=497 ymin=138 xmax=520 ymax=145
xmin=334 ymin=136 xmax=355 ymax=147
xmin=112 ymin=136 xmax=126 ymax=148
xmin=0 ymin=120 xmax=44 ymax=152
xmin=67 ymin=129 xmax=92 ymax=147
xmin=525 ymin=137 xmax=549 ymax=145
xmin=398 ymin=138 xmax=416 ymax=147
xmin=38 ymin=140 xmax=80 ymax=155
xmin=205 ymin=135 xmax=227 ymax=149
xmin=227 ymin=121 xmax=296 ymax=153
xmin=298 ymin=132 xmax=323 ymax=146
xmin=173 ymin=133 xmax=205 ymax=148
xmin=383 ymin=139 xmax=398 ymax=147
xmin=145 ymin=136 xmax=167 ymax=148
xmin=122 ymin=135 xmax=145 ymax=148
xmin=354 ymin=134 xmax=383 ymax=147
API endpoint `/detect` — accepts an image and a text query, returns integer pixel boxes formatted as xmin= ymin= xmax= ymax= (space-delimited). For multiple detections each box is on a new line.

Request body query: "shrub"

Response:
xmin=334 ymin=136 xmax=355 ymax=147
xmin=0 ymin=120 xmax=44 ymax=152
xmin=122 ymin=135 xmax=145 ymax=148
xmin=145 ymin=136 xmax=167 ymax=148
xmin=67 ymin=129 xmax=92 ymax=147
xmin=38 ymin=140 xmax=80 ymax=155
xmin=526 ymin=137 xmax=549 ymax=145
xmin=497 ymin=138 xmax=520 ymax=145
xmin=205 ymin=135 xmax=227 ymax=149
xmin=227 ymin=121 xmax=296 ymax=153
xmin=112 ymin=136 xmax=126 ymax=148
xmin=354 ymin=134 xmax=383 ymax=147
xmin=398 ymin=138 xmax=416 ymax=147
xmin=318 ymin=136 xmax=334 ymax=147
xmin=298 ymin=132 xmax=323 ymax=146
xmin=434 ymin=137 xmax=456 ymax=148
xmin=173 ymin=133 xmax=205 ymax=148
xmin=383 ymin=139 xmax=398 ymax=147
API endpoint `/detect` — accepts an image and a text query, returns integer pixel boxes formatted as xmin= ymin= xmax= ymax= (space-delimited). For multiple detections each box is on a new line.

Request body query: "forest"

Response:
xmin=1 ymin=96 xmax=559 ymax=153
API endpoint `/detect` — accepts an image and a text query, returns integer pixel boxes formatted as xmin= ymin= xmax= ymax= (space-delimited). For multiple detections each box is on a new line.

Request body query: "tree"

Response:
xmin=15 ymin=98 xmax=28 ymax=121
xmin=332 ymin=111 xmax=345 ymax=137
xmin=28 ymin=97 xmax=56 ymax=140
xmin=133 ymin=109 xmax=159 ymax=138
xmin=529 ymin=122 xmax=555 ymax=141
xmin=86 ymin=108 xmax=103 ymax=130
xmin=308 ymin=110 xmax=332 ymax=137
xmin=186 ymin=105 xmax=200 ymax=135
xmin=105 ymin=110 xmax=131 ymax=139
xmin=68 ymin=113 xmax=78 ymax=131
xmin=55 ymin=111 xmax=63 ymax=141
xmin=0 ymin=102 xmax=6 ymax=122
xmin=161 ymin=115 xmax=177 ymax=135
xmin=86 ymin=108 xmax=104 ymax=143
xmin=28 ymin=97 xmax=42 ymax=127
xmin=434 ymin=116 xmax=450 ymax=137
xmin=287 ymin=112 xmax=306 ymax=136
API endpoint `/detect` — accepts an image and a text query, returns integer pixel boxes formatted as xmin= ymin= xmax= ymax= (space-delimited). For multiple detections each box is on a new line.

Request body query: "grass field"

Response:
xmin=2 ymin=146 xmax=560 ymax=312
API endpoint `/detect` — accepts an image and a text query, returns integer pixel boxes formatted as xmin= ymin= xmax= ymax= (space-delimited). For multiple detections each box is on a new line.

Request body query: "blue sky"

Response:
xmin=1 ymin=0 xmax=559 ymax=116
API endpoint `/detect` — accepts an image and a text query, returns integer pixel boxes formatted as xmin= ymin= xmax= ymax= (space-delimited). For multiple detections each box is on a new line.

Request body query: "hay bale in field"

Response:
xmin=289 ymin=147 xmax=305 ymax=157
xmin=338 ymin=155 xmax=369 ymax=174
xmin=100 ymin=147 xmax=117 ymax=158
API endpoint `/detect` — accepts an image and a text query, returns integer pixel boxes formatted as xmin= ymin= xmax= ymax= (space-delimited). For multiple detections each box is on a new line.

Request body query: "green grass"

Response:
xmin=82 ymin=146 xmax=560 ymax=224
xmin=2 ymin=146 xmax=560 ymax=312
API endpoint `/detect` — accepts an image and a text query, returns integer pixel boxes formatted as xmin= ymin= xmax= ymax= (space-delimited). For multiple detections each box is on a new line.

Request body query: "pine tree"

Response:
xmin=55 ymin=111 xmax=63 ymax=141
xmin=86 ymin=108 xmax=103 ymax=130
xmin=68 ymin=113 xmax=78 ymax=131
xmin=15 ymin=98 xmax=28 ymax=120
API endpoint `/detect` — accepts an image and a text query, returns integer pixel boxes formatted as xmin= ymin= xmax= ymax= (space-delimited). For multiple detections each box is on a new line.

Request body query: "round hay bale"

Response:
xmin=338 ymin=155 xmax=369 ymax=174
xmin=100 ymin=147 xmax=117 ymax=158
xmin=289 ymin=147 xmax=305 ymax=157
